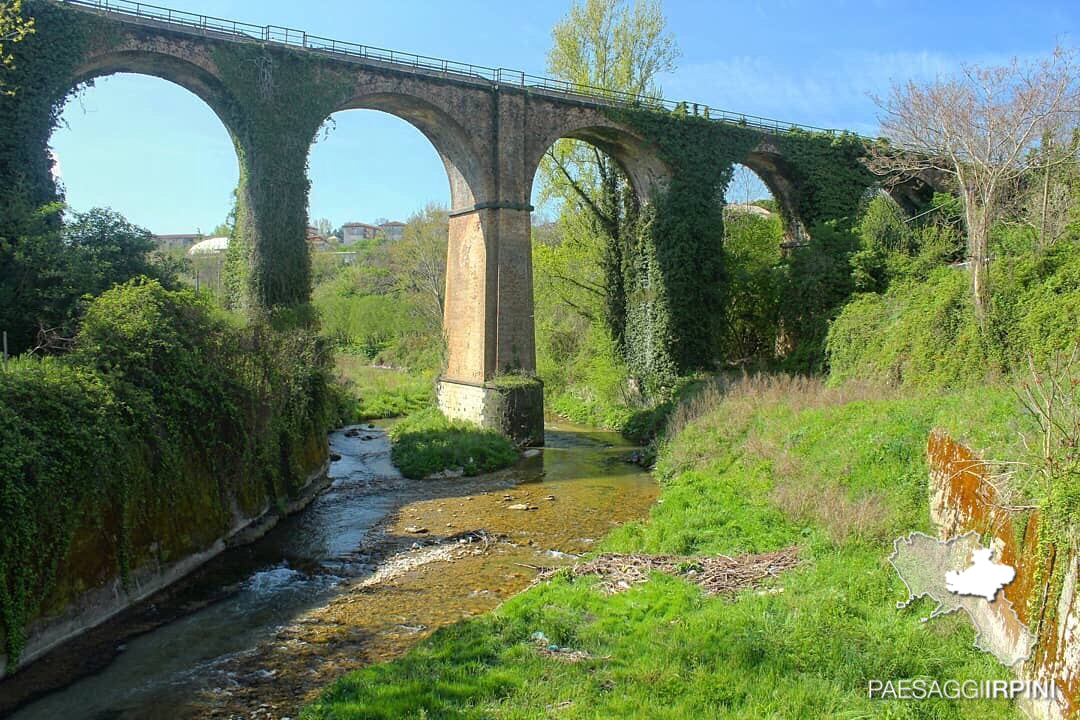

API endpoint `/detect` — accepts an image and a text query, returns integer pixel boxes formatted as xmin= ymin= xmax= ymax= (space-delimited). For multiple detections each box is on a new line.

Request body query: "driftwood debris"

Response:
xmin=532 ymin=546 xmax=799 ymax=596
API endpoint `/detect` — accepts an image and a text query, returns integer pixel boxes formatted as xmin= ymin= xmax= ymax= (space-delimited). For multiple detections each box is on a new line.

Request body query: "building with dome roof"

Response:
xmin=187 ymin=236 xmax=230 ymax=256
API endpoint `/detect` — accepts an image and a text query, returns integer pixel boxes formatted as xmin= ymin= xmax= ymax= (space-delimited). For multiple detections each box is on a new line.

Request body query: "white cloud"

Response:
xmin=663 ymin=48 xmax=1031 ymax=136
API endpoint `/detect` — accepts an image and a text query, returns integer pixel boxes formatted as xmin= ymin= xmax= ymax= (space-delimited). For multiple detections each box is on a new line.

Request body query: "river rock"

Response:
xmin=507 ymin=503 xmax=537 ymax=511
xmin=404 ymin=526 xmax=428 ymax=534
xmin=523 ymin=448 xmax=541 ymax=458
xmin=426 ymin=467 xmax=465 ymax=480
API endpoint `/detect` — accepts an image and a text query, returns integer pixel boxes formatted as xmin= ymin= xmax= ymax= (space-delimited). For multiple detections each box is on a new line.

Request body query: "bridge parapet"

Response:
xmin=58 ymin=0 xmax=862 ymax=138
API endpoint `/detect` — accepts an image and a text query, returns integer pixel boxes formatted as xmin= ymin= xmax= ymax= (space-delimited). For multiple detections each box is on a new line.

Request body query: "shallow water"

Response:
xmin=3 ymin=418 xmax=656 ymax=720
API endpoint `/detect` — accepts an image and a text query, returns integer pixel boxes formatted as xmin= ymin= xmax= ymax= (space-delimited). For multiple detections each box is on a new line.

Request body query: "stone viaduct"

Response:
xmin=7 ymin=0 xmax=938 ymax=443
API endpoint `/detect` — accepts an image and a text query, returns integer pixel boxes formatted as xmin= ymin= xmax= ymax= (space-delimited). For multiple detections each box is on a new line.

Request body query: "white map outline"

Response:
xmin=887 ymin=530 xmax=1037 ymax=667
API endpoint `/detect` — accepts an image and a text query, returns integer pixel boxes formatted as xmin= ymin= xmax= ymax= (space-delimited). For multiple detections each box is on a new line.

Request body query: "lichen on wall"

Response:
xmin=927 ymin=429 xmax=1078 ymax=718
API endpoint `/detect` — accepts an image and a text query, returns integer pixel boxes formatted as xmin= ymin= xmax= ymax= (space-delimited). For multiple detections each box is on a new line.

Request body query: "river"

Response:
xmin=2 ymin=418 xmax=656 ymax=720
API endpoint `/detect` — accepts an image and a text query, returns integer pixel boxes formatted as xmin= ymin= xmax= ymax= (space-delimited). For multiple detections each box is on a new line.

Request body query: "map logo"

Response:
xmin=888 ymin=530 xmax=1036 ymax=666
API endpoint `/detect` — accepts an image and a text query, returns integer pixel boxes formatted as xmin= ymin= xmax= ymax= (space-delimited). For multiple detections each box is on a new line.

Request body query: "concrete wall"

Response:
xmin=0 ymin=436 xmax=330 ymax=680
xmin=437 ymin=378 xmax=544 ymax=446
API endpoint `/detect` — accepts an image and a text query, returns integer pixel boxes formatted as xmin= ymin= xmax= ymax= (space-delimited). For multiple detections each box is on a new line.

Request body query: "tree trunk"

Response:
xmin=1039 ymin=163 xmax=1051 ymax=252
xmin=964 ymin=193 xmax=991 ymax=327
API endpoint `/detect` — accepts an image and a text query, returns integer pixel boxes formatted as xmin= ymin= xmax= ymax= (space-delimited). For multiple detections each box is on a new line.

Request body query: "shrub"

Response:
xmin=827 ymin=241 xmax=1080 ymax=388
xmin=388 ymin=408 xmax=519 ymax=479
xmin=0 ymin=278 xmax=333 ymax=662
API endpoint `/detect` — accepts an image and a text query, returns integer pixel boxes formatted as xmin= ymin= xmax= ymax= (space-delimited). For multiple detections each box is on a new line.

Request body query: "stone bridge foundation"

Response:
xmin=437 ymin=204 xmax=544 ymax=445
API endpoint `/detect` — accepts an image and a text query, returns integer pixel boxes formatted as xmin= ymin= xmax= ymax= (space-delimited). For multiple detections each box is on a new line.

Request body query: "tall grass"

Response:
xmin=302 ymin=374 xmax=1028 ymax=719
xmin=333 ymin=356 xmax=433 ymax=421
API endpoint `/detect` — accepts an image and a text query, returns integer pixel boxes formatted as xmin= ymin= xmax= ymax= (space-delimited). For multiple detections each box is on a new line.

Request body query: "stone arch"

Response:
xmin=68 ymin=49 xmax=246 ymax=140
xmin=525 ymin=120 xmax=673 ymax=205
xmin=330 ymin=92 xmax=491 ymax=212
xmin=740 ymin=148 xmax=809 ymax=246
xmin=882 ymin=170 xmax=944 ymax=217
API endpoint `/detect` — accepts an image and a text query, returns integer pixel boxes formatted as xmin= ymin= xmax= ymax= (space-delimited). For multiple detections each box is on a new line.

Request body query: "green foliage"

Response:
xmin=311 ymin=205 xmax=448 ymax=375
xmin=317 ymin=292 xmax=425 ymax=358
xmin=722 ymin=210 xmax=784 ymax=361
xmin=827 ymin=240 xmax=1080 ymax=387
xmin=302 ymin=378 xmax=1025 ymax=720
xmin=533 ymin=227 xmax=642 ymax=431
xmin=0 ymin=279 xmax=333 ymax=663
xmin=387 ymin=408 xmax=519 ymax=479
xmin=777 ymin=221 xmax=859 ymax=372
xmin=0 ymin=0 xmax=35 ymax=96
xmin=0 ymin=206 xmax=178 ymax=354
xmin=333 ymin=358 xmax=433 ymax=421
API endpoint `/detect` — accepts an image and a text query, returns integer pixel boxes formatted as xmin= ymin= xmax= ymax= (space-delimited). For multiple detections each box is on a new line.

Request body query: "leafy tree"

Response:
xmin=0 ymin=0 xmax=35 ymax=97
xmin=871 ymin=44 xmax=1080 ymax=325
xmin=849 ymin=194 xmax=912 ymax=293
xmin=0 ymin=207 xmax=168 ymax=354
xmin=540 ymin=0 xmax=679 ymax=351
xmin=384 ymin=203 xmax=448 ymax=324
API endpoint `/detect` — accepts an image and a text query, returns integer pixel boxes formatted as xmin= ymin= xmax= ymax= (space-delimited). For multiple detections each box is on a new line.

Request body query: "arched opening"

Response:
xmin=306 ymin=106 xmax=457 ymax=381
xmin=739 ymin=150 xmax=809 ymax=247
xmin=51 ymin=71 xmax=241 ymax=300
xmin=722 ymin=163 xmax=785 ymax=363
xmin=527 ymin=128 xmax=669 ymax=405
xmin=2 ymin=73 xmax=237 ymax=341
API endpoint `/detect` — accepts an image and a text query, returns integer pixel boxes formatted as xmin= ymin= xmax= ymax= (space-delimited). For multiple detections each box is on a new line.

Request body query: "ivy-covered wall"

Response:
xmin=209 ymin=43 xmax=352 ymax=310
xmin=0 ymin=2 xmax=92 ymax=225
xmin=608 ymin=108 xmax=879 ymax=380
xmin=0 ymin=280 xmax=334 ymax=672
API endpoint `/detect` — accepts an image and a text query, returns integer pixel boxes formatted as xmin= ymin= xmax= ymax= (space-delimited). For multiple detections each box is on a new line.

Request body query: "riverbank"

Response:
xmin=0 ymin=281 xmax=335 ymax=680
xmin=301 ymin=376 xmax=1030 ymax=719
xmin=6 ymin=419 xmax=655 ymax=719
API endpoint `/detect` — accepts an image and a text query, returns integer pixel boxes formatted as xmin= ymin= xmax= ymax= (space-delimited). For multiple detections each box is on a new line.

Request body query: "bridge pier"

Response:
xmin=232 ymin=130 xmax=315 ymax=309
xmin=437 ymin=204 xmax=543 ymax=446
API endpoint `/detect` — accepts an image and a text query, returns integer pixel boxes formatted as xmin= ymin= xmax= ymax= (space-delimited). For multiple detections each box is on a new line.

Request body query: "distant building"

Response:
xmin=378 ymin=221 xmax=406 ymax=240
xmin=187 ymin=236 xmax=230 ymax=255
xmin=341 ymin=222 xmax=380 ymax=244
xmin=154 ymin=233 xmax=201 ymax=252
xmin=725 ymin=202 xmax=773 ymax=218
xmin=306 ymin=225 xmax=329 ymax=252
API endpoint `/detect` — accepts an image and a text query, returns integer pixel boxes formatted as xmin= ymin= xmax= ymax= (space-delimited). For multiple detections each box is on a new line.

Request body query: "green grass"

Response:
xmin=388 ymin=408 xmax=520 ymax=479
xmin=334 ymin=355 xmax=433 ymax=420
xmin=302 ymin=375 xmax=1032 ymax=719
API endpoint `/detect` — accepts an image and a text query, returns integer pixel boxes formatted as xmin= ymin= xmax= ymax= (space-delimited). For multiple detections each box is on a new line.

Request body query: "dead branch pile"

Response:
xmin=533 ymin=546 xmax=799 ymax=596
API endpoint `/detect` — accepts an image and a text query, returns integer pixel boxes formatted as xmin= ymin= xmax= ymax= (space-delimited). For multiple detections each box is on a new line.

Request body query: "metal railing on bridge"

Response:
xmin=60 ymin=0 xmax=858 ymax=137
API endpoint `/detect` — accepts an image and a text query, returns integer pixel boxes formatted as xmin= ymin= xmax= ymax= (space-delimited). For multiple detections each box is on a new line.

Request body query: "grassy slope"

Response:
xmin=333 ymin=355 xmax=433 ymax=420
xmin=302 ymin=377 xmax=1032 ymax=719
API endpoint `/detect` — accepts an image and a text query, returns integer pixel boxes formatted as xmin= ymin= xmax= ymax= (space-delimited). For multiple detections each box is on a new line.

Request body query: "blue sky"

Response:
xmin=49 ymin=0 xmax=1078 ymax=235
